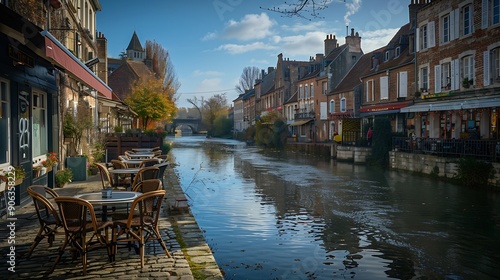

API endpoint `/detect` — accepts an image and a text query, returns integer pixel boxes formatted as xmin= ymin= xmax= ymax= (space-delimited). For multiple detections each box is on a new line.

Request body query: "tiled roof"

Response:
xmin=108 ymin=60 xmax=152 ymax=99
xmin=331 ymin=46 xmax=384 ymax=94
xmin=260 ymin=69 xmax=276 ymax=96
xmin=126 ymin=31 xmax=144 ymax=51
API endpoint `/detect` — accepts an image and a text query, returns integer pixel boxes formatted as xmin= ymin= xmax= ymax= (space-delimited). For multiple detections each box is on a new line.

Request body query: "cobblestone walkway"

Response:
xmin=0 ymin=165 xmax=223 ymax=280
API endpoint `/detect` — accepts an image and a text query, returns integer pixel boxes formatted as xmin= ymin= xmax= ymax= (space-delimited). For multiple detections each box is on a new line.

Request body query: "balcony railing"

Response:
xmin=392 ymin=137 xmax=500 ymax=162
xmin=294 ymin=112 xmax=315 ymax=120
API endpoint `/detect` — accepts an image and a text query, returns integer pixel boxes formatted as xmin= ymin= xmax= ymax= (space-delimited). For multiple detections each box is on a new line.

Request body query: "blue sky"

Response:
xmin=97 ymin=0 xmax=409 ymax=108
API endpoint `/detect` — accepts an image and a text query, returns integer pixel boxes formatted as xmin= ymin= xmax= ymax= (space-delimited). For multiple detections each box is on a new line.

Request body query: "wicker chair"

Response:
xmin=112 ymin=190 xmax=171 ymax=267
xmin=26 ymin=185 xmax=61 ymax=258
xmin=50 ymin=197 xmax=113 ymax=275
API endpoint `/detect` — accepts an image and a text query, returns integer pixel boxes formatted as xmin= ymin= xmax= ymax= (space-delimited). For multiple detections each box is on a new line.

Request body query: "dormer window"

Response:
xmin=385 ymin=51 xmax=390 ymax=62
xmin=395 ymin=47 xmax=401 ymax=58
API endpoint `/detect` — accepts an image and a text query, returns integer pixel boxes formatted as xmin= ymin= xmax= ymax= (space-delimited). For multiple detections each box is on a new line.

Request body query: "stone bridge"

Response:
xmin=167 ymin=118 xmax=202 ymax=134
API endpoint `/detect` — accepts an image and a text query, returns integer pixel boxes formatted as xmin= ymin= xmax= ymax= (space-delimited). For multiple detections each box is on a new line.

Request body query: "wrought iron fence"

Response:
xmin=392 ymin=137 xmax=500 ymax=162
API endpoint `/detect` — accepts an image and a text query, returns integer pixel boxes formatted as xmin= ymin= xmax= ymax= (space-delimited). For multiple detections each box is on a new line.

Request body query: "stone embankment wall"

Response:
xmin=285 ymin=143 xmax=500 ymax=187
xmin=389 ymin=151 xmax=500 ymax=187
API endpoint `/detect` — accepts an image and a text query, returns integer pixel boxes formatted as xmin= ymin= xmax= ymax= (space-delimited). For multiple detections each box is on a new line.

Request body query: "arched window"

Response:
xmin=340 ymin=97 xmax=346 ymax=112
xmin=329 ymin=100 xmax=335 ymax=113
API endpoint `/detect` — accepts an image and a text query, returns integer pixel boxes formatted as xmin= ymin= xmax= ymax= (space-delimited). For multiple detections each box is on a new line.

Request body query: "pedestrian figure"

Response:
xmin=367 ymin=127 xmax=373 ymax=146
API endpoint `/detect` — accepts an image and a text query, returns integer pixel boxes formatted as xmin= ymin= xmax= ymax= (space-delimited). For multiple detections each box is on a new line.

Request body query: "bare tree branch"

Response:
xmin=236 ymin=66 xmax=261 ymax=95
xmin=261 ymin=0 xmax=340 ymax=20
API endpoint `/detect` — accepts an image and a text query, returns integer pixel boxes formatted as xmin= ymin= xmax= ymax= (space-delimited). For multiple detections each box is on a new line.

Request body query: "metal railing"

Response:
xmin=392 ymin=137 xmax=500 ymax=162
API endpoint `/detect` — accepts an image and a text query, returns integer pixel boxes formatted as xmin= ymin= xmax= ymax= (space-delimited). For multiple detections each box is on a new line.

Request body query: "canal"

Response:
xmin=168 ymin=136 xmax=499 ymax=280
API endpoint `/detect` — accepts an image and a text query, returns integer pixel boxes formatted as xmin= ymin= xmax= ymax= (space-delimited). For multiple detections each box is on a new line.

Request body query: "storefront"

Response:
xmin=400 ymin=96 xmax=500 ymax=139
xmin=0 ymin=5 xmax=59 ymax=206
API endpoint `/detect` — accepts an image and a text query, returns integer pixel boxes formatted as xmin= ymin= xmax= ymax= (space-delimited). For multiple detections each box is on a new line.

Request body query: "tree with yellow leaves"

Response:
xmin=126 ymin=76 xmax=177 ymax=129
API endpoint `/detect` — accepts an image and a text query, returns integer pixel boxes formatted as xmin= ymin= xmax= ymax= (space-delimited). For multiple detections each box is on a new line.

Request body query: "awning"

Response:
xmin=360 ymin=101 xmax=411 ymax=113
xmin=400 ymin=97 xmax=500 ymax=113
xmin=41 ymin=31 xmax=112 ymax=99
xmin=289 ymin=119 xmax=313 ymax=126
xmin=360 ymin=109 xmax=402 ymax=117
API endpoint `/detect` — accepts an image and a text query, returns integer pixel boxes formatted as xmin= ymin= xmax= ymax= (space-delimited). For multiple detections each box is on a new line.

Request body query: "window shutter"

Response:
xmin=450 ymin=11 xmax=455 ymax=41
xmin=453 ymin=59 xmax=460 ymax=90
xmin=428 ymin=21 xmax=436 ymax=48
xmin=399 ymin=71 xmax=408 ymax=97
xmin=454 ymin=9 xmax=460 ymax=39
xmin=435 ymin=65 xmax=442 ymax=93
xmin=484 ymin=51 xmax=490 ymax=86
xmin=320 ymin=102 xmax=327 ymax=120
xmin=416 ymin=27 xmax=420 ymax=52
xmin=380 ymin=76 xmax=389 ymax=100
xmin=482 ymin=0 xmax=489 ymax=29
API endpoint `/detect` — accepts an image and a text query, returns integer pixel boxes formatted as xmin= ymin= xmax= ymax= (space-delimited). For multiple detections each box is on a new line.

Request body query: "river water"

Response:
xmin=167 ymin=136 xmax=499 ymax=280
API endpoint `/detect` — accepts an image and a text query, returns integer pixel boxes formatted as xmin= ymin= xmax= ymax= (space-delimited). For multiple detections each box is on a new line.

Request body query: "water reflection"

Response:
xmin=169 ymin=136 xmax=500 ymax=280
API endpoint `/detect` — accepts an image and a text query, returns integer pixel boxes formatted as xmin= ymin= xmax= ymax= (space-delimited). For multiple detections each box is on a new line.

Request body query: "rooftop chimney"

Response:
xmin=324 ymin=34 xmax=337 ymax=56
xmin=345 ymin=28 xmax=362 ymax=53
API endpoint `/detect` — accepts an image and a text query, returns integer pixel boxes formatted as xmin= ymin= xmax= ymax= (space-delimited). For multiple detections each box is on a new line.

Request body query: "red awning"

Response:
xmin=359 ymin=101 xmax=411 ymax=113
xmin=41 ymin=31 xmax=112 ymax=98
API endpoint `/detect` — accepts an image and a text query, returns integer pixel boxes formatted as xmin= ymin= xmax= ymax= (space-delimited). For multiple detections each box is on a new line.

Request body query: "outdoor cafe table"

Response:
xmin=127 ymin=153 xmax=155 ymax=159
xmin=121 ymin=158 xmax=160 ymax=167
xmin=74 ymin=191 xmax=141 ymax=221
xmin=108 ymin=167 xmax=142 ymax=189
xmin=132 ymin=148 xmax=154 ymax=152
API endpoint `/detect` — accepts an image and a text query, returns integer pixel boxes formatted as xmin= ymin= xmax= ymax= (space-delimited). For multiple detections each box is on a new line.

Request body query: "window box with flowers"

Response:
xmin=0 ymin=166 xmax=26 ymax=187
xmin=41 ymin=152 xmax=59 ymax=173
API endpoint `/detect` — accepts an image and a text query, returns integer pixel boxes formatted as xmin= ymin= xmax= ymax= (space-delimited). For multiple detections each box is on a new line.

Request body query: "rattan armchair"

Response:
xmin=26 ymin=185 xmax=61 ymax=258
xmin=50 ymin=197 xmax=114 ymax=275
xmin=112 ymin=190 xmax=171 ymax=267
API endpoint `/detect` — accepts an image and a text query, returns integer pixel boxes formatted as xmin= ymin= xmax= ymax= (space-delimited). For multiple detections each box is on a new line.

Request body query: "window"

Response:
xmin=420 ymin=24 xmax=428 ymax=49
xmin=462 ymin=4 xmax=473 ymax=36
xmin=322 ymin=81 xmax=327 ymax=95
xmin=420 ymin=66 xmax=429 ymax=91
xmin=395 ymin=47 xmax=401 ymax=57
xmin=485 ymin=47 xmax=500 ymax=85
xmin=329 ymin=100 xmax=335 ymax=113
xmin=442 ymin=14 xmax=450 ymax=43
xmin=385 ymin=51 xmax=390 ymax=62
xmin=305 ymin=84 xmax=309 ymax=99
xmin=398 ymin=71 xmax=408 ymax=98
xmin=461 ymin=55 xmax=474 ymax=82
xmin=0 ymin=79 xmax=10 ymax=165
xmin=366 ymin=80 xmax=374 ymax=102
xmin=494 ymin=0 xmax=500 ymax=25
xmin=32 ymin=91 xmax=47 ymax=158
xmin=441 ymin=62 xmax=451 ymax=89
xmin=310 ymin=83 xmax=314 ymax=98
xmin=340 ymin=98 xmax=346 ymax=112
xmin=417 ymin=21 xmax=435 ymax=51
xmin=380 ymin=76 xmax=389 ymax=100
xmin=299 ymin=85 xmax=303 ymax=99
xmin=482 ymin=0 xmax=500 ymax=28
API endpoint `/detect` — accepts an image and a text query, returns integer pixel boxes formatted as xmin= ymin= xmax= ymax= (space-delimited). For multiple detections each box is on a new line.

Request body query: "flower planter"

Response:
xmin=65 ymin=156 xmax=87 ymax=181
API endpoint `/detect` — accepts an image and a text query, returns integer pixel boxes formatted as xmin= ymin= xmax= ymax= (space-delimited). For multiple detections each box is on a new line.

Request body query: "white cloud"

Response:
xmin=280 ymin=31 xmax=326 ymax=56
xmin=281 ymin=21 xmax=326 ymax=32
xmin=360 ymin=28 xmax=399 ymax=53
xmin=192 ymin=70 xmax=224 ymax=77
xmin=216 ymin=42 xmax=278 ymax=54
xmin=344 ymin=0 xmax=362 ymax=26
xmin=205 ymin=13 xmax=276 ymax=41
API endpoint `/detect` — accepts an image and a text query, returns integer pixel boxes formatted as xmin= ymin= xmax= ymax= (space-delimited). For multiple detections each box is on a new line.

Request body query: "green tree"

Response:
xmin=370 ymin=117 xmax=392 ymax=167
xmin=212 ymin=115 xmax=233 ymax=137
xmin=202 ymin=94 xmax=229 ymax=135
xmin=255 ymin=112 xmax=287 ymax=149
xmin=126 ymin=76 xmax=176 ymax=129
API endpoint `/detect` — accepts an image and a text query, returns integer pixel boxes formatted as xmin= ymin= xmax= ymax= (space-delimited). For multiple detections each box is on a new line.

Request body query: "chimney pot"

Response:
xmin=351 ymin=28 xmax=355 ymax=36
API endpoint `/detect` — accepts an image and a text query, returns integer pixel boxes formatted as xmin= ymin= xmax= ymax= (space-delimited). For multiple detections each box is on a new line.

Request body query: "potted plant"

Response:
xmin=55 ymin=168 xmax=73 ymax=188
xmin=462 ymin=77 xmax=473 ymax=88
xmin=41 ymin=152 xmax=59 ymax=172
xmin=0 ymin=166 xmax=26 ymax=186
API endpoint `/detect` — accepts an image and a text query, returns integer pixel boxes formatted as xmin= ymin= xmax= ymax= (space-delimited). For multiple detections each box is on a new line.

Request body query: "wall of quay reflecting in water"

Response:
xmin=168 ymin=136 xmax=499 ymax=280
